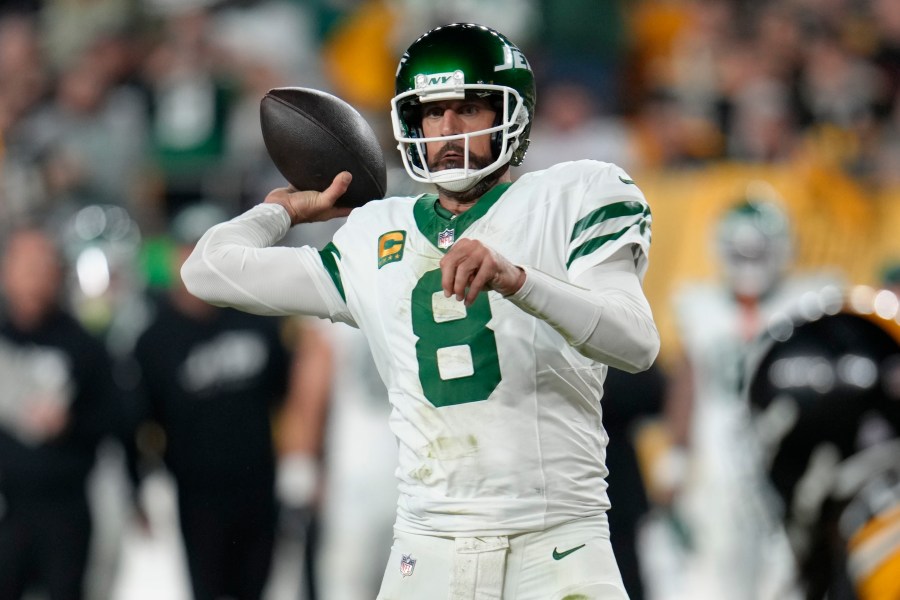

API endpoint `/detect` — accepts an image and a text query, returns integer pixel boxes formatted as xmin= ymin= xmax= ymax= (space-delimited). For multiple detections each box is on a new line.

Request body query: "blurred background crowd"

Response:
xmin=1 ymin=0 xmax=899 ymax=599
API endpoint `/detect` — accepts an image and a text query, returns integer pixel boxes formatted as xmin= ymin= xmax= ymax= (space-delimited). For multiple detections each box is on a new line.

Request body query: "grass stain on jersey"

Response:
xmin=424 ymin=435 xmax=479 ymax=459
xmin=408 ymin=464 xmax=433 ymax=483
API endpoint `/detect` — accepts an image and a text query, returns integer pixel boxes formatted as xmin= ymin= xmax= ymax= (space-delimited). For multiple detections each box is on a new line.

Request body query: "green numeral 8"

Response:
xmin=411 ymin=269 xmax=501 ymax=407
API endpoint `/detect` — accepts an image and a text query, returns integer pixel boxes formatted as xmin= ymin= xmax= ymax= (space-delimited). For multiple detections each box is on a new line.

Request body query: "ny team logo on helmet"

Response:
xmin=390 ymin=23 xmax=536 ymax=192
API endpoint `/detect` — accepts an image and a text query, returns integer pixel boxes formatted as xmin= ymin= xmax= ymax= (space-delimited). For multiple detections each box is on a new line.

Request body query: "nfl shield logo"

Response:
xmin=437 ymin=228 xmax=455 ymax=249
xmin=399 ymin=553 xmax=416 ymax=577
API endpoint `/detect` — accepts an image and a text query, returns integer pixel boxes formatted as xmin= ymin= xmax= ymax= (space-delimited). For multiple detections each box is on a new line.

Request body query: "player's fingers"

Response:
xmin=440 ymin=246 xmax=465 ymax=297
xmin=452 ymin=258 xmax=478 ymax=302
xmin=441 ymin=266 xmax=455 ymax=298
xmin=465 ymin=261 xmax=494 ymax=306
xmin=318 ymin=171 xmax=352 ymax=207
xmin=442 ymin=240 xmax=491 ymax=301
xmin=280 ymin=172 xmax=353 ymax=223
xmin=464 ymin=249 xmax=499 ymax=305
xmin=443 ymin=240 xmax=480 ymax=300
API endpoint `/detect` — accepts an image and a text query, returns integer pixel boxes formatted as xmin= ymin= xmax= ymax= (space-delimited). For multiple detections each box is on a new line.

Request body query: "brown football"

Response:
xmin=259 ymin=87 xmax=387 ymax=208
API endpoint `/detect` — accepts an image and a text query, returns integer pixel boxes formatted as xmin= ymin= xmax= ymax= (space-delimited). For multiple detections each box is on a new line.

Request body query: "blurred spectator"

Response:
xmin=531 ymin=0 xmax=626 ymax=111
xmin=128 ymin=202 xmax=333 ymax=600
xmin=39 ymin=0 xmax=137 ymax=74
xmin=389 ymin=0 xmax=538 ymax=65
xmin=26 ymin=42 xmax=150 ymax=224
xmin=0 ymin=12 xmax=46 ymax=130
xmin=0 ymin=12 xmax=53 ymax=228
xmin=0 ymin=225 xmax=128 ymax=600
xmin=212 ymin=0 xmax=328 ymax=213
xmin=647 ymin=189 xmax=843 ymax=600
xmin=870 ymin=0 xmax=900 ymax=117
xmin=726 ymin=75 xmax=798 ymax=163
xmin=630 ymin=86 xmax=719 ymax=168
xmin=797 ymin=24 xmax=882 ymax=129
xmin=662 ymin=0 xmax=739 ymax=127
xmin=525 ymin=79 xmax=639 ymax=173
xmin=140 ymin=5 xmax=239 ymax=221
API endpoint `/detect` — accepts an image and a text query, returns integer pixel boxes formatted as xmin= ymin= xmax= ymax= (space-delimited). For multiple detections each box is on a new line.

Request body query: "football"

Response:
xmin=259 ymin=87 xmax=387 ymax=208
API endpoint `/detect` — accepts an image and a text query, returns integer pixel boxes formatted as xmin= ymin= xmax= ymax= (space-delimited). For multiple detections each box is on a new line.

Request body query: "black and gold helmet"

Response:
xmin=744 ymin=285 xmax=900 ymax=599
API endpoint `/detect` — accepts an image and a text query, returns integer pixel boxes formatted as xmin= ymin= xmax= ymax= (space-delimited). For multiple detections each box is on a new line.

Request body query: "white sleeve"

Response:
xmin=180 ymin=203 xmax=347 ymax=320
xmin=507 ymin=246 xmax=660 ymax=372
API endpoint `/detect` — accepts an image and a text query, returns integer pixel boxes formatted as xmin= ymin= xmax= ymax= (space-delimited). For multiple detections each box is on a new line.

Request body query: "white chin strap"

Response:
xmin=431 ymin=168 xmax=497 ymax=192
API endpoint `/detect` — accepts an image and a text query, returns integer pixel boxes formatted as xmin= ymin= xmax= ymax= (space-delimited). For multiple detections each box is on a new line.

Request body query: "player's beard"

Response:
xmin=428 ymin=143 xmax=509 ymax=203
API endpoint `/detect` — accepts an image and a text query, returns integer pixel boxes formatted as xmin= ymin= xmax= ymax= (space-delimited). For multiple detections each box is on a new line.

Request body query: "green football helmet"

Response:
xmin=391 ymin=23 xmax=536 ymax=192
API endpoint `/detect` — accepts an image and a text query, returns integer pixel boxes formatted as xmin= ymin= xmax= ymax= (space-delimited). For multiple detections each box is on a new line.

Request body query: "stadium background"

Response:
xmin=2 ymin=0 xmax=900 ymax=598
xmin=3 ymin=0 xmax=900 ymax=359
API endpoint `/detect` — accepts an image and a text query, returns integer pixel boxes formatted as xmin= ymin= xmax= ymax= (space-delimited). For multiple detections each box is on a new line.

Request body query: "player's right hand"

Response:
xmin=265 ymin=171 xmax=354 ymax=225
xmin=440 ymin=238 xmax=526 ymax=306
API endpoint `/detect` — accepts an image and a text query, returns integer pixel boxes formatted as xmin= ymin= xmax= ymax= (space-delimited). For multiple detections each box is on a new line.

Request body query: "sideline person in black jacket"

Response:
xmin=0 ymin=226 xmax=126 ymax=600
xmin=130 ymin=203 xmax=333 ymax=600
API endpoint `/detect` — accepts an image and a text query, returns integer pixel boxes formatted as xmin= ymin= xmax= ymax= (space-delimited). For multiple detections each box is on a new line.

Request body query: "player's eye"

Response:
xmin=423 ymin=106 xmax=445 ymax=119
xmin=459 ymin=103 xmax=480 ymax=116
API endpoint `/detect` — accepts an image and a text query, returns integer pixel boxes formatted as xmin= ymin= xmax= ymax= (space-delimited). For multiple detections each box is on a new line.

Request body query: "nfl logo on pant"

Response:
xmin=400 ymin=553 xmax=416 ymax=577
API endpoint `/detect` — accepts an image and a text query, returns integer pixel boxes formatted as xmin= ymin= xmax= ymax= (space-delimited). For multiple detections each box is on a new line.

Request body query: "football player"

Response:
xmin=649 ymin=193 xmax=837 ymax=600
xmin=181 ymin=23 xmax=659 ymax=599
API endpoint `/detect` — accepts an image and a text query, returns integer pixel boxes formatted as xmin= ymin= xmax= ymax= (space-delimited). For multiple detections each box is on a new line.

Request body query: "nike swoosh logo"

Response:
xmin=552 ymin=544 xmax=586 ymax=560
xmin=618 ymin=176 xmax=635 ymax=185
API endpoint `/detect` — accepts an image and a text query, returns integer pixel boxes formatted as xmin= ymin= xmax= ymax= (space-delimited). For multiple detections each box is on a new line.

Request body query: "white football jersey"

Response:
xmin=314 ymin=160 xmax=651 ymax=536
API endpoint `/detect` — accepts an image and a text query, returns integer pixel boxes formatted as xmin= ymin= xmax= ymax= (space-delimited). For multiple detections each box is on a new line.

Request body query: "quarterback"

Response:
xmin=182 ymin=23 xmax=659 ymax=600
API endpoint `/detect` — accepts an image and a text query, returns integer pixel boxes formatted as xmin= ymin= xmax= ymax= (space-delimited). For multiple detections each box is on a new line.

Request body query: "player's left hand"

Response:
xmin=440 ymin=239 xmax=525 ymax=306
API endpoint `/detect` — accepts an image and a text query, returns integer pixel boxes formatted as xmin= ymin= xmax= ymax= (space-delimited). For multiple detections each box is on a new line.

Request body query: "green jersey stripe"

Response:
xmin=566 ymin=218 xmax=650 ymax=268
xmin=570 ymin=200 xmax=649 ymax=243
xmin=318 ymin=242 xmax=346 ymax=301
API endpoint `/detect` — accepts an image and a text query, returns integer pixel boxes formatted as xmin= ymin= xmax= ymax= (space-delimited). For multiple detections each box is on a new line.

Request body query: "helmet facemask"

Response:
xmin=391 ymin=83 xmax=529 ymax=192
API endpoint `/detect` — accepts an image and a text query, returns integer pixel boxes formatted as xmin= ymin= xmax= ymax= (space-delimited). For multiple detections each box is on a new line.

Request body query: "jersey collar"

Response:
xmin=413 ymin=182 xmax=512 ymax=253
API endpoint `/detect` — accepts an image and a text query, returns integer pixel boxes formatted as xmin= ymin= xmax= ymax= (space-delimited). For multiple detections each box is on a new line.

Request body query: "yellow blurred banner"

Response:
xmin=636 ymin=159 xmax=898 ymax=364
xmin=321 ymin=0 xmax=397 ymax=111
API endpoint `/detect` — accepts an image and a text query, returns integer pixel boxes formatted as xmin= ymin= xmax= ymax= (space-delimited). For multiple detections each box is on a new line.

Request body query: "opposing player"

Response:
xmin=182 ymin=23 xmax=659 ymax=599
xmin=744 ymin=286 xmax=900 ymax=600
